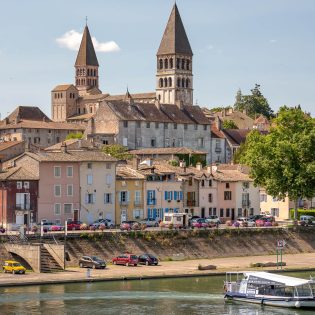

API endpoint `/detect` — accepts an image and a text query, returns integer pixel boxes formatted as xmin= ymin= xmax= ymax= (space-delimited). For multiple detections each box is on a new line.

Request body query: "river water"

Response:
xmin=0 ymin=272 xmax=314 ymax=315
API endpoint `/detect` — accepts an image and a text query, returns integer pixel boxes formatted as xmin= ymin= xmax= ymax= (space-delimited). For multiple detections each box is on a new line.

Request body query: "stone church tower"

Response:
xmin=75 ymin=25 xmax=100 ymax=95
xmin=156 ymin=4 xmax=193 ymax=106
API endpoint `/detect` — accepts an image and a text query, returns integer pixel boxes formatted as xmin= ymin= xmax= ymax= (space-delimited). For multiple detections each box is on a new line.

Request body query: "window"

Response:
xmin=224 ymin=191 xmax=232 ymax=200
xmin=135 ymin=191 xmax=141 ymax=204
xmin=147 ymin=190 xmax=156 ymax=205
xmin=123 ymin=121 xmax=128 ymax=128
xmin=155 ymin=122 xmax=159 ymax=129
xmin=243 ymin=182 xmax=250 ymax=189
xmin=85 ymin=193 xmax=95 ymax=204
xmin=120 ymin=191 xmax=129 ymax=204
xmin=136 ymin=121 xmax=141 ymax=128
xmin=188 ymin=177 xmax=193 ymax=186
xmin=209 ymin=179 xmax=212 ymax=187
xmin=87 ymin=174 xmax=93 ymax=185
xmin=164 ymin=123 xmax=168 ymax=129
xmin=159 ymin=78 xmax=163 ymax=88
xmin=136 ymin=138 xmax=142 ymax=147
xmin=23 ymin=182 xmax=29 ymax=189
xmin=271 ymin=208 xmax=279 ymax=217
xmin=176 ymin=58 xmax=180 ymax=69
xmin=159 ymin=59 xmax=163 ymax=69
xmin=17 ymin=181 xmax=22 ymax=189
xmin=164 ymin=191 xmax=173 ymax=200
xmin=249 ymin=208 xmax=254 ymax=216
xmin=198 ymin=138 xmax=204 ymax=147
xmin=67 ymin=166 xmax=73 ymax=177
xmin=178 ymin=138 xmax=183 ymax=147
xmin=133 ymin=209 xmax=143 ymax=220
xmin=201 ymin=180 xmax=205 ymax=187
xmin=151 ymin=138 xmax=156 ymax=147
xmin=226 ymin=183 xmax=230 ymax=189
xmin=123 ymin=138 xmax=128 ymax=146
xmin=184 ymin=124 xmax=188 ymax=130
xmin=226 ymin=208 xmax=230 ymax=217
xmin=87 ymin=162 xmax=92 ymax=169
xmin=208 ymin=193 xmax=212 ymax=203
xmin=165 ymin=138 xmax=170 ymax=147
xmin=67 ymin=184 xmax=73 ymax=196
xmin=168 ymin=77 xmax=172 ymax=87
xmin=54 ymin=166 xmax=61 ymax=177
xmin=164 ymin=58 xmax=168 ymax=69
xmin=104 ymin=193 xmax=112 ymax=204
xmin=146 ymin=122 xmax=150 ymax=128
xmin=238 ymin=208 xmax=242 ymax=217
xmin=242 ymin=193 xmax=250 ymax=207
xmin=174 ymin=123 xmax=177 ymax=130
xmin=54 ymin=204 xmax=61 ymax=215
xmin=64 ymin=204 xmax=72 ymax=214
xmin=54 ymin=185 xmax=61 ymax=197
xmin=260 ymin=194 xmax=267 ymax=202
xmin=106 ymin=163 xmax=111 ymax=170
xmin=220 ymin=208 xmax=224 ymax=217
xmin=203 ymin=125 xmax=207 ymax=131
xmin=106 ymin=174 xmax=113 ymax=185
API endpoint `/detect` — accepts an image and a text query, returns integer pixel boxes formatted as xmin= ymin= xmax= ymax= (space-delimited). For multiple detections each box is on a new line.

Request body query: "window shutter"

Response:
xmin=153 ymin=190 xmax=156 ymax=205
xmin=153 ymin=208 xmax=157 ymax=218
xmin=174 ymin=191 xmax=178 ymax=200
xmin=170 ymin=191 xmax=173 ymax=200
xmin=127 ymin=191 xmax=130 ymax=202
xmin=93 ymin=194 xmax=96 ymax=204
xmin=85 ymin=194 xmax=88 ymax=204
xmin=164 ymin=191 xmax=167 ymax=200
xmin=118 ymin=192 xmax=122 ymax=203
xmin=109 ymin=193 xmax=112 ymax=204
xmin=180 ymin=191 xmax=183 ymax=200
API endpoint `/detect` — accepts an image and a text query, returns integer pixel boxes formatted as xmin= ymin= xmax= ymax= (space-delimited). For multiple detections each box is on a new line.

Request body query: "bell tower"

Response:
xmin=156 ymin=4 xmax=193 ymax=106
xmin=75 ymin=25 xmax=99 ymax=95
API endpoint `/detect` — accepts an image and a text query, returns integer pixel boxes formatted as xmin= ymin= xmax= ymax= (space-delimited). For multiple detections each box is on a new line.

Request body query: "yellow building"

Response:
xmin=115 ymin=166 xmax=145 ymax=224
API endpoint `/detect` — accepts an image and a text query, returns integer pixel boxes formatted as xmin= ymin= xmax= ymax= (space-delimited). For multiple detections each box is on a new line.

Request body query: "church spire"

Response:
xmin=75 ymin=25 xmax=100 ymax=94
xmin=157 ymin=3 xmax=192 ymax=56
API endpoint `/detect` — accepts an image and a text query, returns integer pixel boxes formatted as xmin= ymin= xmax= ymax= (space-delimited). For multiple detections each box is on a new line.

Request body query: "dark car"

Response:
xmin=138 ymin=254 xmax=158 ymax=266
xmin=112 ymin=254 xmax=138 ymax=266
xmin=188 ymin=216 xmax=200 ymax=226
xmin=67 ymin=220 xmax=82 ymax=230
xmin=79 ymin=256 xmax=106 ymax=269
xmin=249 ymin=214 xmax=264 ymax=222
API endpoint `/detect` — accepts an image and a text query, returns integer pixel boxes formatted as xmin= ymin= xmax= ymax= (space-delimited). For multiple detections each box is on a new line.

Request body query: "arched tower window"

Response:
xmin=186 ymin=60 xmax=190 ymax=70
xmin=176 ymin=58 xmax=180 ymax=69
xmin=87 ymin=69 xmax=90 ymax=76
xmin=159 ymin=59 xmax=163 ymax=69
xmin=164 ymin=58 xmax=168 ymax=69
xmin=164 ymin=78 xmax=168 ymax=87
xmin=170 ymin=58 xmax=173 ymax=68
xmin=93 ymin=69 xmax=96 ymax=76
xmin=186 ymin=78 xmax=190 ymax=88
xmin=181 ymin=59 xmax=185 ymax=70
xmin=159 ymin=78 xmax=163 ymax=88
xmin=177 ymin=78 xmax=181 ymax=88
xmin=182 ymin=78 xmax=185 ymax=88
xmin=158 ymin=94 xmax=161 ymax=101
xmin=168 ymin=77 xmax=172 ymax=87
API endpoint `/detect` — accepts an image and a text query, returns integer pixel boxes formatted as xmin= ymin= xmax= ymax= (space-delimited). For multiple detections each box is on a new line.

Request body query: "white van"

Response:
xmin=300 ymin=215 xmax=315 ymax=226
xmin=163 ymin=213 xmax=189 ymax=228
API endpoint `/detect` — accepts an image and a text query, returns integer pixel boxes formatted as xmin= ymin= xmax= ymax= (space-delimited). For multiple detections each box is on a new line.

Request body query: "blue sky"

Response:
xmin=0 ymin=0 xmax=314 ymax=118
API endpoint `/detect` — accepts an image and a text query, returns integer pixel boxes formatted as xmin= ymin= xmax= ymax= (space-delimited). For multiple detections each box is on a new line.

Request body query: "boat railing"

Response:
xmin=225 ymin=281 xmax=241 ymax=293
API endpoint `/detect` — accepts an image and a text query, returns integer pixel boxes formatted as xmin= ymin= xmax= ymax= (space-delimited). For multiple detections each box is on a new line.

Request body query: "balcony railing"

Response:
xmin=120 ymin=201 xmax=129 ymax=206
xmin=15 ymin=204 xmax=31 ymax=210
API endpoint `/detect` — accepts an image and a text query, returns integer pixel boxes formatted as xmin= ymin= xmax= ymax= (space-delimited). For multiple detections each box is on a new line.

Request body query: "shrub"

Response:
xmin=168 ymin=223 xmax=174 ymax=230
xmin=289 ymin=209 xmax=315 ymax=220
xmin=233 ymin=221 xmax=240 ymax=228
xmin=31 ymin=225 xmax=38 ymax=232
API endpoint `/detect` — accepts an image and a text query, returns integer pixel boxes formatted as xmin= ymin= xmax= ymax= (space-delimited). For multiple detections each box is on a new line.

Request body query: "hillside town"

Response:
xmin=0 ymin=4 xmax=314 ymax=232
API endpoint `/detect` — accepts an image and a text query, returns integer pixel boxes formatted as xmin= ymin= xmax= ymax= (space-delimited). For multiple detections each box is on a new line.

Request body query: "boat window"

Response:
xmin=310 ymin=284 xmax=315 ymax=295
xmin=295 ymin=285 xmax=312 ymax=297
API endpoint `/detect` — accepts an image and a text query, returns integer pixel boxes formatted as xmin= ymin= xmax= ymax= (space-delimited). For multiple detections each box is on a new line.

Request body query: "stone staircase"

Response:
xmin=40 ymin=245 xmax=64 ymax=273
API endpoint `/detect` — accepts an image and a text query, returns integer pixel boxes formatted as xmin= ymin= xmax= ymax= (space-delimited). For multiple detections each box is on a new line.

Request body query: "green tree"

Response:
xmin=234 ymin=84 xmax=274 ymax=119
xmin=66 ymin=132 xmax=83 ymax=140
xmin=102 ymin=144 xmax=132 ymax=160
xmin=222 ymin=119 xmax=238 ymax=129
xmin=239 ymin=106 xmax=315 ymax=219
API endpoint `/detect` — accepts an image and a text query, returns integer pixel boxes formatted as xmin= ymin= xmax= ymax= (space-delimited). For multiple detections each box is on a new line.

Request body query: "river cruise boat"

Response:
xmin=224 ymin=271 xmax=315 ymax=309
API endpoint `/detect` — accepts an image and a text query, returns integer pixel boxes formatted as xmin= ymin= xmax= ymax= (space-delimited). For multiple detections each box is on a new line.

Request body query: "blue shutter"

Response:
xmin=165 ymin=208 xmax=169 ymax=213
xmin=180 ymin=191 xmax=183 ymax=200
xmin=153 ymin=208 xmax=157 ymax=219
xmin=174 ymin=191 xmax=178 ymax=200
xmin=153 ymin=190 xmax=156 ymax=205
xmin=174 ymin=208 xmax=179 ymax=213
xmin=170 ymin=191 xmax=173 ymax=200
xmin=147 ymin=191 xmax=151 ymax=205
xmin=164 ymin=191 xmax=167 ymax=200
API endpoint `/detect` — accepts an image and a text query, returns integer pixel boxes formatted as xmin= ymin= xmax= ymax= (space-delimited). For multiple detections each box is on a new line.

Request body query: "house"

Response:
xmin=115 ymin=165 xmax=145 ymax=224
xmin=210 ymin=125 xmax=228 ymax=163
xmin=14 ymin=146 xmax=116 ymax=224
xmin=0 ymin=163 xmax=38 ymax=230
xmin=253 ymin=115 xmax=270 ymax=131
xmin=0 ymin=141 xmax=25 ymax=162
xmin=0 ymin=106 xmax=85 ymax=148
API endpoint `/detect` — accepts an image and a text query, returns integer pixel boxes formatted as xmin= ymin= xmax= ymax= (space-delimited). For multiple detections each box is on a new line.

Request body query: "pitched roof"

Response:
xmin=157 ymin=4 xmax=193 ymax=56
xmin=45 ymin=139 xmax=95 ymax=151
xmin=0 ymin=166 xmax=39 ymax=181
xmin=0 ymin=141 xmax=23 ymax=152
xmin=116 ymin=166 xmax=145 ymax=180
xmin=129 ymin=147 xmax=207 ymax=155
xmin=211 ymin=125 xmax=225 ymax=139
xmin=222 ymin=129 xmax=250 ymax=146
xmin=4 ymin=106 xmax=51 ymax=124
xmin=75 ymin=26 xmax=99 ymax=67
xmin=52 ymin=84 xmax=75 ymax=92
xmin=209 ymin=109 xmax=254 ymax=129
xmin=105 ymin=92 xmax=156 ymax=102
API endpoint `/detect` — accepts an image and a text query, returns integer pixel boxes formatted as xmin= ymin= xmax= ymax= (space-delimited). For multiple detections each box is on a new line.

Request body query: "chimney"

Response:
xmin=206 ymin=165 xmax=212 ymax=174
xmin=61 ymin=142 xmax=67 ymax=153
xmin=155 ymin=98 xmax=161 ymax=110
xmin=196 ymin=162 xmax=202 ymax=171
xmin=179 ymin=160 xmax=186 ymax=173
xmin=211 ymin=165 xmax=218 ymax=173
xmin=175 ymin=100 xmax=184 ymax=110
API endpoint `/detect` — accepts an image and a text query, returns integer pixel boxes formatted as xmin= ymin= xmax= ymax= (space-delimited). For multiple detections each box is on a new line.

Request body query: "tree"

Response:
xmin=102 ymin=144 xmax=132 ymax=160
xmin=239 ymin=106 xmax=315 ymax=219
xmin=222 ymin=119 xmax=238 ymax=129
xmin=234 ymin=84 xmax=274 ymax=119
xmin=66 ymin=132 xmax=83 ymax=140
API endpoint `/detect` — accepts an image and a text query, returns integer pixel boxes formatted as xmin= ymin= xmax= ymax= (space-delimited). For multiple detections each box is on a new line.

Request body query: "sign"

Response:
xmin=277 ymin=240 xmax=286 ymax=249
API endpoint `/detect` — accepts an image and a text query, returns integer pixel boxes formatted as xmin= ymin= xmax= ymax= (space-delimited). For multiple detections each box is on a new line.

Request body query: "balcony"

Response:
xmin=119 ymin=201 xmax=129 ymax=206
xmin=186 ymin=200 xmax=196 ymax=207
xmin=15 ymin=204 xmax=31 ymax=210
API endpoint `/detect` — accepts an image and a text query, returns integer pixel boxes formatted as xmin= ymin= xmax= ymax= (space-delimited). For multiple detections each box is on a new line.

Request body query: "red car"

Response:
xmin=67 ymin=221 xmax=82 ymax=230
xmin=112 ymin=254 xmax=138 ymax=266
xmin=255 ymin=216 xmax=274 ymax=227
xmin=191 ymin=218 xmax=209 ymax=229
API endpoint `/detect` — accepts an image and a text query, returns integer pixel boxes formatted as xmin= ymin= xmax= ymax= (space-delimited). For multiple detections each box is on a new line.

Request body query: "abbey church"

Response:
xmin=51 ymin=4 xmax=211 ymax=161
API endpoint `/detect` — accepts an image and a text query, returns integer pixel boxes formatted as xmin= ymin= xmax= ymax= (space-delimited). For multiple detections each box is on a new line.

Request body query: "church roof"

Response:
xmin=75 ymin=26 xmax=99 ymax=67
xmin=52 ymin=84 xmax=75 ymax=92
xmin=4 ymin=106 xmax=51 ymax=124
xmin=157 ymin=4 xmax=193 ymax=56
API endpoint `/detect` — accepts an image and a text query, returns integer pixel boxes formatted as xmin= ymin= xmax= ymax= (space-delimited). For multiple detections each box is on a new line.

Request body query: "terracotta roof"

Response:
xmin=157 ymin=4 xmax=193 ymax=55
xmin=254 ymin=115 xmax=269 ymax=124
xmin=22 ymin=150 xmax=117 ymax=162
xmin=67 ymin=113 xmax=94 ymax=121
xmin=160 ymin=104 xmax=193 ymax=124
xmin=51 ymin=84 xmax=75 ymax=92
xmin=75 ymin=26 xmax=99 ymax=67
xmin=0 ymin=120 xmax=85 ymax=131
xmin=0 ymin=166 xmax=39 ymax=181
xmin=0 ymin=141 xmax=23 ymax=152
xmin=105 ymin=92 xmax=156 ymax=101
xmin=183 ymin=106 xmax=211 ymax=125
xmin=116 ymin=166 xmax=145 ymax=180
xmin=81 ymin=93 xmax=109 ymax=101
xmin=211 ymin=125 xmax=225 ymax=139
xmin=129 ymin=147 xmax=207 ymax=155
xmin=4 ymin=106 xmax=51 ymax=124
xmin=212 ymin=169 xmax=252 ymax=182
xmin=222 ymin=129 xmax=251 ymax=146
xmin=45 ymin=139 xmax=94 ymax=151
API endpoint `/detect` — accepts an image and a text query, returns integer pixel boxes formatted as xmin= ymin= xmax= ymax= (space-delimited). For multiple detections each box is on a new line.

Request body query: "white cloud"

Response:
xmin=56 ymin=30 xmax=120 ymax=53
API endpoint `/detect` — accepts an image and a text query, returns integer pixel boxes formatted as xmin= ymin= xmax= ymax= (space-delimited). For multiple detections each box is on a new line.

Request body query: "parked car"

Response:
xmin=138 ymin=254 xmax=159 ymax=266
xmin=205 ymin=215 xmax=221 ymax=224
xmin=90 ymin=219 xmax=115 ymax=229
xmin=191 ymin=218 xmax=208 ymax=229
xmin=236 ymin=217 xmax=256 ymax=227
xmin=300 ymin=215 xmax=315 ymax=226
xmin=249 ymin=214 xmax=264 ymax=222
xmin=0 ymin=226 xmax=5 ymax=233
xmin=79 ymin=256 xmax=106 ymax=269
xmin=140 ymin=218 xmax=159 ymax=227
xmin=247 ymin=219 xmax=256 ymax=227
xmin=120 ymin=221 xmax=142 ymax=231
xmin=188 ymin=216 xmax=200 ymax=226
xmin=50 ymin=224 xmax=64 ymax=231
xmin=255 ymin=216 xmax=275 ymax=227
xmin=67 ymin=221 xmax=82 ymax=230
xmin=112 ymin=254 xmax=138 ymax=266
xmin=3 ymin=260 xmax=26 ymax=274
xmin=39 ymin=221 xmax=55 ymax=232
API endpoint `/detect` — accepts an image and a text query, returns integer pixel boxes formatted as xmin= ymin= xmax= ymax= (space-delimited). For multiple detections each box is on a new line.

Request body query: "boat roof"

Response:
xmin=244 ymin=272 xmax=310 ymax=287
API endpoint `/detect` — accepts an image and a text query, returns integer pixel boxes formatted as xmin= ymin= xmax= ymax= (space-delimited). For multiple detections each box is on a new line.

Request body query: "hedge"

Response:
xmin=289 ymin=209 xmax=315 ymax=220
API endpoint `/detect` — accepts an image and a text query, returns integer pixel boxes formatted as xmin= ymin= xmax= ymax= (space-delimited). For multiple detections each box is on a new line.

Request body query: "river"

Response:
xmin=0 ymin=272 xmax=314 ymax=314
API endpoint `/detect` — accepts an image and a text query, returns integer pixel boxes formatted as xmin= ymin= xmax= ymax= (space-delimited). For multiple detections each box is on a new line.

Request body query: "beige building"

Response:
xmin=115 ymin=166 xmax=145 ymax=224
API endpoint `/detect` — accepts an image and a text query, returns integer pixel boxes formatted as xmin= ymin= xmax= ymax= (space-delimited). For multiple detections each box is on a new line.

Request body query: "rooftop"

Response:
xmin=129 ymin=147 xmax=207 ymax=155
xmin=0 ymin=141 xmax=24 ymax=152
xmin=0 ymin=166 xmax=39 ymax=181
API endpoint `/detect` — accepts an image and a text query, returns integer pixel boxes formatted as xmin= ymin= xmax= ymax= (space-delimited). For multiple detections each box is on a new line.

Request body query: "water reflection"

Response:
xmin=0 ymin=272 xmax=313 ymax=314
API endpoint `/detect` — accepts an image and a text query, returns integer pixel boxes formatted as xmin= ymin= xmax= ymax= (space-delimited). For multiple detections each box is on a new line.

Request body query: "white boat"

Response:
xmin=224 ymin=271 xmax=315 ymax=309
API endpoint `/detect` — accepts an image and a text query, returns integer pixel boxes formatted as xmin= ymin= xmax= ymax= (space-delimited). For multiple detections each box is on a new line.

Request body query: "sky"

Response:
xmin=0 ymin=0 xmax=314 ymax=118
